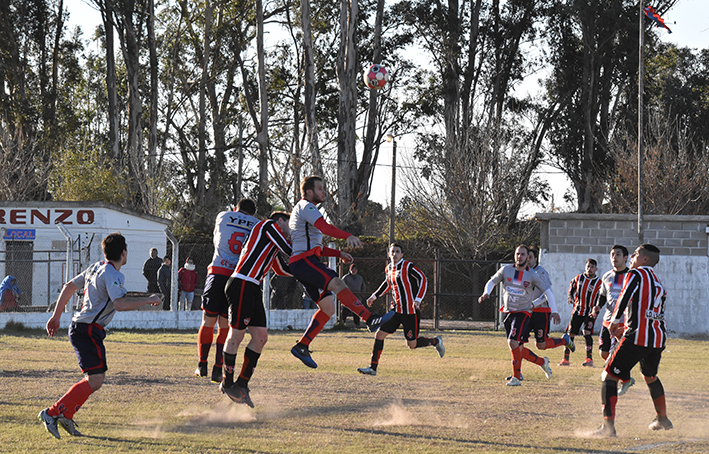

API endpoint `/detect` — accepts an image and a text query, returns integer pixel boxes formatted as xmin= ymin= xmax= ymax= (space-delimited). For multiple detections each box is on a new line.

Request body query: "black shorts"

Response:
xmin=379 ymin=310 xmax=421 ymax=341
xmin=605 ymin=337 xmax=664 ymax=381
xmin=503 ymin=312 xmax=531 ymax=343
xmin=69 ymin=322 xmax=107 ymax=375
xmin=523 ymin=310 xmax=551 ymax=343
xmin=225 ymin=277 xmax=266 ymax=330
xmin=567 ymin=313 xmax=596 ymax=335
xmin=599 ymin=326 xmax=613 ymax=352
xmin=202 ymin=274 xmax=230 ymax=318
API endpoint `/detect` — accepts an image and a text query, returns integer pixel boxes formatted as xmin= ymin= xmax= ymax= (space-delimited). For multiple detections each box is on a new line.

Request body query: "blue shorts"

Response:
xmin=69 ymin=322 xmax=107 ymax=375
xmin=225 ymin=277 xmax=266 ymax=330
xmin=290 ymin=255 xmax=335 ymax=303
xmin=503 ymin=312 xmax=531 ymax=343
xmin=202 ymin=274 xmax=230 ymax=318
xmin=523 ymin=310 xmax=551 ymax=343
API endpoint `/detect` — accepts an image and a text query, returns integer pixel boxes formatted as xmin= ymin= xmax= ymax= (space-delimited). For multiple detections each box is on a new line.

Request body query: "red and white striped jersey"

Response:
xmin=232 ymin=219 xmax=292 ymax=285
xmin=372 ymin=259 xmax=427 ymax=315
xmin=568 ymin=273 xmax=602 ymax=317
xmin=612 ymin=266 xmax=667 ymax=348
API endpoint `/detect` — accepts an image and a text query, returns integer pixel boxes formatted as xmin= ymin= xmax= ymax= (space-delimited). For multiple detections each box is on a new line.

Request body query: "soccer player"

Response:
xmin=38 ymin=233 xmax=161 ymax=439
xmin=592 ymin=245 xmax=635 ymax=395
xmin=560 ymin=258 xmax=602 ymax=366
xmin=288 ymin=176 xmax=394 ymax=369
xmin=196 ymin=199 xmax=258 ymax=383
xmin=523 ymin=248 xmax=572 ymax=361
xmin=590 ymin=244 xmax=672 ymax=438
xmin=357 ymin=243 xmax=443 ymax=376
xmin=478 ymin=245 xmax=557 ymax=386
xmin=219 ymin=212 xmax=292 ymax=408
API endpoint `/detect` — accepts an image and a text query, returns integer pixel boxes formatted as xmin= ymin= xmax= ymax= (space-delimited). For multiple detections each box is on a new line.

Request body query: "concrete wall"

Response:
xmin=536 ymin=213 xmax=709 ymax=337
xmin=0 ymin=308 xmax=333 ymax=331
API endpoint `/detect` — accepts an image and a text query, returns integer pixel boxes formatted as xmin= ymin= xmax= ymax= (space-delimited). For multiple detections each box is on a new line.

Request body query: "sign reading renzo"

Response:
xmin=0 ymin=208 xmax=95 ymax=225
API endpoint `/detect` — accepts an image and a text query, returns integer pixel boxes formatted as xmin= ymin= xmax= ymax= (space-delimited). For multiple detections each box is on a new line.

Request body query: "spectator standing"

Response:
xmin=339 ymin=264 xmax=365 ymax=327
xmin=178 ymin=257 xmax=199 ymax=311
xmin=158 ymin=256 xmax=172 ymax=310
xmin=142 ymin=248 xmax=162 ymax=293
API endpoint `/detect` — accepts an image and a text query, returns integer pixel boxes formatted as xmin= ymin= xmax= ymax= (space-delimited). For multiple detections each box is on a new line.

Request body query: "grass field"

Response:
xmin=1 ymin=325 xmax=708 ymax=453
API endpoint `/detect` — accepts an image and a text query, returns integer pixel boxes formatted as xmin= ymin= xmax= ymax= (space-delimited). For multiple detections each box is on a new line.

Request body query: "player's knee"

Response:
xmin=536 ymin=342 xmax=547 ymax=350
xmin=86 ymin=374 xmax=104 ymax=391
xmin=407 ymin=341 xmax=417 ymax=349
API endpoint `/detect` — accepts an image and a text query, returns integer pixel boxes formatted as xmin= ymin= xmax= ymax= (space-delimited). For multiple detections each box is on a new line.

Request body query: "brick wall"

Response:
xmin=535 ymin=213 xmax=709 ymax=337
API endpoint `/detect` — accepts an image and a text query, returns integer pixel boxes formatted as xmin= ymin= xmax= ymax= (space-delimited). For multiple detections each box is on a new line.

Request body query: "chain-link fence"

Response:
xmin=1 ymin=238 xmax=81 ymax=312
xmin=337 ymin=256 xmax=502 ymax=330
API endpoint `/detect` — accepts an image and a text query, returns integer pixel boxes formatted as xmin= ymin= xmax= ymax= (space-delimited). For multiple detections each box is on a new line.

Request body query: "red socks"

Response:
xmin=299 ymin=310 xmax=331 ymax=346
xmin=197 ymin=325 xmax=214 ymax=362
xmin=49 ymin=379 xmax=93 ymax=419
xmin=336 ymin=289 xmax=371 ymax=321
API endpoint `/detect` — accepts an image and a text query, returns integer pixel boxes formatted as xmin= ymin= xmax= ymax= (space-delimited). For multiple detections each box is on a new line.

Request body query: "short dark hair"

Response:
xmin=236 ymin=199 xmax=256 ymax=215
xmin=639 ymin=243 xmax=661 ymax=266
xmin=611 ymin=244 xmax=629 ymax=257
xmin=164 ymin=255 xmax=171 ymax=262
xmin=270 ymin=211 xmax=290 ymax=223
xmin=349 ymin=264 xmax=358 ymax=272
xmin=300 ymin=176 xmax=323 ymax=198
xmin=516 ymin=244 xmax=529 ymax=254
xmin=528 ymin=247 xmax=538 ymax=259
xmin=586 ymin=258 xmax=597 ymax=267
xmin=102 ymin=232 xmax=127 ymax=262
xmin=390 ymin=242 xmax=404 ymax=253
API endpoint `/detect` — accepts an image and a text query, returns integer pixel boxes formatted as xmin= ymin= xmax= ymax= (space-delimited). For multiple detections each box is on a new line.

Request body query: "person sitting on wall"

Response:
xmin=0 ymin=275 xmax=22 ymax=312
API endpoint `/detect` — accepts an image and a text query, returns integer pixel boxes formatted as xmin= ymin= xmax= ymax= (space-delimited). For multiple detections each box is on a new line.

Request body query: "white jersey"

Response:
xmin=71 ymin=261 xmax=128 ymax=327
xmin=530 ymin=264 xmax=552 ymax=310
xmin=598 ymin=268 xmax=630 ymax=326
xmin=289 ymin=199 xmax=324 ymax=257
xmin=207 ymin=210 xmax=259 ymax=276
xmin=485 ymin=265 xmax=550 ymax=313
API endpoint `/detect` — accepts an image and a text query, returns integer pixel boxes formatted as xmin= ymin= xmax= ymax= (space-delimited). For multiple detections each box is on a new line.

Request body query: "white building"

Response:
xmin=1 ymin=201 xmax=171 ymax=309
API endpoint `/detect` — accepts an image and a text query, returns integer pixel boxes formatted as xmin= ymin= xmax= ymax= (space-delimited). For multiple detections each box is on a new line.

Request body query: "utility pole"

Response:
xmin=386 ymin=134 xmax=397 ymax=244
xmin=638 ymin=0 xmax=645 ymax=243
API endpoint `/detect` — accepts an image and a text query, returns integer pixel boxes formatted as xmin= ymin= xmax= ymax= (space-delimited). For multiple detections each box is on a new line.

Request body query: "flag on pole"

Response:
xmin=644 ymin=6 xmax=672 ymax=33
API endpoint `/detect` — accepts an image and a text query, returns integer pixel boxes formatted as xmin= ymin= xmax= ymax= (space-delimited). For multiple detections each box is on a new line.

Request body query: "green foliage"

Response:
xmin=48 ymin=147 xmax=129 ymax=204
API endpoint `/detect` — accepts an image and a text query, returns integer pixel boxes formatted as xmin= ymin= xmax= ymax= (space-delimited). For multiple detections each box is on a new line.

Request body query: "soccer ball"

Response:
xmin=363 ymin=64 xmax=390 ymax=90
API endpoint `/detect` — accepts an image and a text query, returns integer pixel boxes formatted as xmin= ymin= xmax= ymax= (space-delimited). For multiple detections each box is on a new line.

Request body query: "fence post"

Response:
xmin=434 ymin=248 xmax=440 ymax=330
xmin=57 ymin=224 xmax=73 ymax=313
xmin=164 ymin=229 xmax=179 ymax=326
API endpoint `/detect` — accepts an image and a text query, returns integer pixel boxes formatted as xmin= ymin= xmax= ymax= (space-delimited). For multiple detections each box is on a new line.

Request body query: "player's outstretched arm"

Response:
xmin=114 ymin=294 xmax=161 ymax=311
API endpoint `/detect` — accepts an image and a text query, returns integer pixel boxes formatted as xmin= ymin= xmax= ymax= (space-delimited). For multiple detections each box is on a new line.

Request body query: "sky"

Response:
xmin=62 ymin=0 xmax=708 ymax=213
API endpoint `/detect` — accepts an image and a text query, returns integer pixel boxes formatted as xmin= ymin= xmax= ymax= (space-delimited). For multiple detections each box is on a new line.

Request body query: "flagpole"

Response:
xmin=638 ymin=0 xmax=644 ymax=243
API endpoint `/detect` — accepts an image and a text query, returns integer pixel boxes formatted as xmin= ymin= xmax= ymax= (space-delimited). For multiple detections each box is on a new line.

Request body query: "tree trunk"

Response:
xmin=301 ymin=0 xmax=323 ymax=182
xmin=336 ymin=0 xmax=358 ymax=228
xmin=255 ymin=0 xmax=270 ymax=215
xmin=147 ymin=0 xmax=159 ymax=207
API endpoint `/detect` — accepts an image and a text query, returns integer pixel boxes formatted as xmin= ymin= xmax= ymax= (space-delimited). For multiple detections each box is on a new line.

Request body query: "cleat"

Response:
xmin=194 ymin=361 xmax=208 ymax=378
xmin=648 ymin=415 xmax=673 ymax=431
xmin=211 ymin=365 xmax=223 ymax=383
xmin=589 ymin=423 xmax=616 ymax=438
xmin=38 ymin=409 xmax=61 ymax=439
xmin=366 ymin=310 xmax=396 ymax=332
xmin=506 ymin=376 xmax=522 ymax=386
xmin=562 ymin=333 xmax=575 ymax=352
xmin=434 ymin=336 xmax=445 ymax=358
xmin=57 ymin=414 xmax=82 ymax=436
xmin=357 ymin=366 xmax=377 ymax=376
xmin=558 ymin=359 xmax=570 ymax=366
xmin=582 ymin=358 xmax=594 ymax=367
xmin=220 ymin=382 xmax=255 ymax=408
xmin=291 ymin=343 xmax=318 ymax=368
xmin=541 ymin=357 xmax=553 ymax=379
xmin=505 ymin=373 xmax=523 ymax=381
xmin=618 ymin=377 xmax=636 ymax=396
